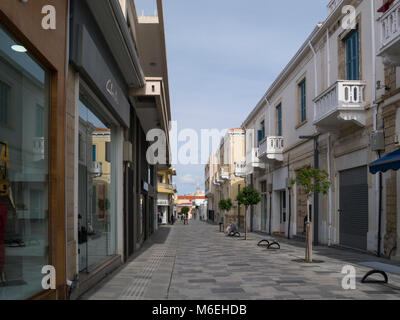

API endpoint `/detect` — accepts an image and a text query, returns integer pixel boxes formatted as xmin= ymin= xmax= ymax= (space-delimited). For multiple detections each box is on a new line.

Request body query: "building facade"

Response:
xmin=240 ymin=0 xmax=400 ymax=260
xmin=0 ymin=0 xmax=172 ymax=300
xmin=0 ymin=0 xmax=68 ymax=299
xmin=157 ymin=167 xmax=177 ymax=224
xmin=205 ymin=129 xmax=246 ymax=228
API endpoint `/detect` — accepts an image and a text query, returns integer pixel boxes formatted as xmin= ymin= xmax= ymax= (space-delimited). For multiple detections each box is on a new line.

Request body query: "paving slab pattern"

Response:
xmin=81 ymin=220 xmax=400 ymax=300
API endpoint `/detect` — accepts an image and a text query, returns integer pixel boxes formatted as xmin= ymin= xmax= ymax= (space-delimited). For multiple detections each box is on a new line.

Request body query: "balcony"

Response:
xmin=378 ymin=0 xmax=400 ymax=66
xmin=213 ymin=177 xmax=222 ymax=186
xmin=258 ymin=136 xmax=284 ymax=162
xmin=32 ymin=137 xmax=45 ymax=161
xmin=158 ymin=183 xmax=176 ymax=193
xmin=90 ymin=161 xmax=103 ymax=177
xmin=246 ymin=147 xmax=266 ymax=175
xmin=313 ymin=80 xmax=367 ymax=132
xmin=219 ymin=166 xmax=230 ymax=181
xmin=234 ymin=161 xmax=247 ymax=178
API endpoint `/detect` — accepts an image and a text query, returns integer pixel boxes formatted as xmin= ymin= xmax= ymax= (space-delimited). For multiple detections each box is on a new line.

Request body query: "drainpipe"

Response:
xmin=309 ymin=40 xmax=320 ymax=245
xmin=287 ymin=153 xmax=291 ymax=239
xmin=309 ymin=41 xmax=318 ymax=121
xmin=326 ymin=29 xmax=330 ymax=87
xmin=327 ymin=133 xmax=332 ymax=246
xmin=370 ymin=0 xmax=382 ymax=257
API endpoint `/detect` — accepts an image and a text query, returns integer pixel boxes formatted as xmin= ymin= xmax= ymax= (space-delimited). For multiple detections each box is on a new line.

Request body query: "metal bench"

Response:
xmin=257 ymin=238 xmax=280 ymax=250
xmin=359 ymin=262 xmax=400 ymax=284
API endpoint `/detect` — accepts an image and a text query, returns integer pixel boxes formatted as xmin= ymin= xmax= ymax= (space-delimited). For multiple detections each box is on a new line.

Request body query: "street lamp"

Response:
xmin=299 ymin=135 xmax=319 ymax=246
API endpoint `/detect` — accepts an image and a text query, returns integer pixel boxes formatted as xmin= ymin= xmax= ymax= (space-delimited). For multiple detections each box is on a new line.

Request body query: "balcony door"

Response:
xmin=345 ymin=28 xmax=359 ymax=80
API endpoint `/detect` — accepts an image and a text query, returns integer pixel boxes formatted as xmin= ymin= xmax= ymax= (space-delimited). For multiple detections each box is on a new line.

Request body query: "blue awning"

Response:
xmin=369 ymin=149 xmax=400 ymax=174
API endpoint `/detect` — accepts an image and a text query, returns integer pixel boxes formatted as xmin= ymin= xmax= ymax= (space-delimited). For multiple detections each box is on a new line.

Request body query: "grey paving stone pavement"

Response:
xmin=80 ymin=220 xmax=400 ymax=300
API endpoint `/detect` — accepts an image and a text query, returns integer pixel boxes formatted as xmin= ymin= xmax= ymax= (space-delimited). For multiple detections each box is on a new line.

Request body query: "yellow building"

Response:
xmin=157 ymin=167 xmax=177 ymax=224
xmin=206 ymin=128 xmax=246 ymax=228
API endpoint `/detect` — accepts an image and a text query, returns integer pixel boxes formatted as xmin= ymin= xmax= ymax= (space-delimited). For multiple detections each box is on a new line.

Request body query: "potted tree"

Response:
xmin=237 ymin=187 xmax=261 ymax=240
xmin=218 ymin=198 xmax=233 ymax=230
xmin=181 ymin=206 xmax=190 ymax=224
xmin=291 ymin=166 xmax=331 ymax=263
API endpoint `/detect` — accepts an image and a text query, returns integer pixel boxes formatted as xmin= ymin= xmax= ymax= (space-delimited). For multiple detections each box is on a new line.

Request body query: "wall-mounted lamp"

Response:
xmin=376 ymin=80 xmax=391 ymax=91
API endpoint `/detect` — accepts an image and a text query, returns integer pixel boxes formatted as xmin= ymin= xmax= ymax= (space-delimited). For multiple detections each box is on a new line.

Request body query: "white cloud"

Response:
xmin=178 ymin=174 xmax=201 ymax=185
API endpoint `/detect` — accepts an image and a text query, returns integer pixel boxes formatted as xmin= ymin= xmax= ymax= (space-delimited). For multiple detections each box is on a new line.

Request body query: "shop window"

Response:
xmin=36 ymin=105 xmax=44 ymax=137
xmin=0 ymin=81 xmax=9 ymax=126
xmin=77 ymin=99 xmax=116 ymax=272
xmin=0 ymin=26 xmax=50 ymax=299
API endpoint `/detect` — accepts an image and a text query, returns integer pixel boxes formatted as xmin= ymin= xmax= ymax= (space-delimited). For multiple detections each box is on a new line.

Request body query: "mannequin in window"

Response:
xmin=0 ymin=142 xmax=16 ymax=286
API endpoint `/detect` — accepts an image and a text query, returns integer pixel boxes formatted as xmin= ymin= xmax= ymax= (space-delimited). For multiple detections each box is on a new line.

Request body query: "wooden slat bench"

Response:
xmin=359 ymin=262 xmax=400 ymax=284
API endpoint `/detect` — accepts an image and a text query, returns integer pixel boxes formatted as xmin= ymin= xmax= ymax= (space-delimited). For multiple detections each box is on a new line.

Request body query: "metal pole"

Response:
xmin=377 ymin=151 xmax=383 ymax=257
xmin=250 ymin=174 xmax=254 ymax=232
xmin=269 ymin=191 xmax=272 ymax=235
xmin=238 ymin=184 xmax=241 ymax=228
xmin=287 ymin=154 xmax=291 ymax=240
xmin=313 ymin=137 xmax=319 ymax=246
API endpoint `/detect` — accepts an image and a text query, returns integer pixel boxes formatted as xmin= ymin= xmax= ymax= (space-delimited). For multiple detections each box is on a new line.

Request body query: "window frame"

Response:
xmin=298 ymin=79 xmax=307 ymax=124
xmin=345 ymin=27 xmax=359 ymax=81
xmin=276 ymin=103 xmax=282 ymax=137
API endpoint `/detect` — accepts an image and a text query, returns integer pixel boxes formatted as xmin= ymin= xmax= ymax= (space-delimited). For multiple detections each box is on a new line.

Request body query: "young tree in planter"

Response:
xmin=291 ymin=166 xmax=331 ymax=263
xmin=218 ymin=199 xmax=233 ymax=228
xmin=181 ymin=206 xmax=190 ymax=222
xmin=237 ymin=187 xmax=261 ymax=240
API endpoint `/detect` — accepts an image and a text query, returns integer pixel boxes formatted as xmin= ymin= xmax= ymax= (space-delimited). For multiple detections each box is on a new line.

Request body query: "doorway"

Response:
xmin=280 ymin=190 xmax=287 ymax=233
xmin=261 ymin=181 xmax=267 ymax=232
xmin=339 ymin=166 xmax=368 ymax=250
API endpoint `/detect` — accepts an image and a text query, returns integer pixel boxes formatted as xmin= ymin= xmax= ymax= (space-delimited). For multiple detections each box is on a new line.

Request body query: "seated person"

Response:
xmin=230 ymin=221 xmax=238 ymax=234
xmin=225 ymin=219 xmax=233 ymax=235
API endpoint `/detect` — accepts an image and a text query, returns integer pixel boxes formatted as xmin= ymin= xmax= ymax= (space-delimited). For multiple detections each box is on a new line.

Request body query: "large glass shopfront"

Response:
xmin=0 ymin=26 xmax=49 ymax=299
xmin=78 ymin=98 xmax=117 ymax=272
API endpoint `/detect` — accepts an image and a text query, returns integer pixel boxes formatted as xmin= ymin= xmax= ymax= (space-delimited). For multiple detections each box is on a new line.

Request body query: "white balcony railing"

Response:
xmin=158 ymin=183 xmax=176 ymax=191
xmin=219 ymin=166 xmax=230 ymax=180
xmin=314 ymin=80 xmax=367 ymax=130
xmin=379 ymin=0 xmax=400 ymax=63
xmin=213 ymin=177 xmax=222 ymax=186
xmin=90 ymin=161 xmax=103 ymax=177
xmin=246 ymin=147 xmax=265 ymax=175
xmin=234 ymin=161 xmax=246 ymax=178
xmin=258 ymin=136 xmax=284 ymax=162
xmin=32 ymin=137 xmax=45 ymax=161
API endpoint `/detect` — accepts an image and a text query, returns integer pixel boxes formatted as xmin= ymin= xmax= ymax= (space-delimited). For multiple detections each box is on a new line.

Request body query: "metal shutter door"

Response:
xmin=339 ymin=166 xmax=369 ymax=250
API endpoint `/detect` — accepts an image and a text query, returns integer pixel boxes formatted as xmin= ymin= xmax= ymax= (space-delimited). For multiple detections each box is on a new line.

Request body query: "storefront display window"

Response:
xmin=0 ymin=26 xmax=49 ymax=299
xmin=78 ymin=99 xmax=117 ymax=272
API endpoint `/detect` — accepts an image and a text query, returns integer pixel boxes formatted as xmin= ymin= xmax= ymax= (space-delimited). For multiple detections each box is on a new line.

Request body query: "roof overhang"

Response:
xmin=86 ymin=0 xmax=145 ymax=88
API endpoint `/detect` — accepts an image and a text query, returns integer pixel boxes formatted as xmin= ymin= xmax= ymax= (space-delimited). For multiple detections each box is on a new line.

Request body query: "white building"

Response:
xmin=241 ymin=0 xmax=400 ymax=258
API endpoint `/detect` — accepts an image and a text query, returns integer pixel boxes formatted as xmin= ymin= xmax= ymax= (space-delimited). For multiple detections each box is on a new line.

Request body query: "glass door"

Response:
xmin=78 ymin=99 xmax=116 ymax=272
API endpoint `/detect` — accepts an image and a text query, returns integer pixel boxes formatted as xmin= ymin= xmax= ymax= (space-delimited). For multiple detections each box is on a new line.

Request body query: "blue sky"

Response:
xmin=135 ymin=0 xmax=328 ymax=195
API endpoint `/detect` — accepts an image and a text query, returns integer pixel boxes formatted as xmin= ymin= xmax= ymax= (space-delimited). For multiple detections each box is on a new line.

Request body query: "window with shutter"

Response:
xmin=345 ymin=28 xmax=359 ymax=80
